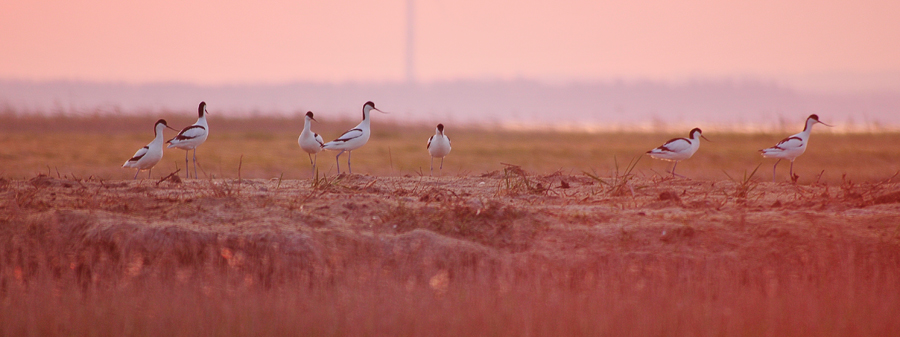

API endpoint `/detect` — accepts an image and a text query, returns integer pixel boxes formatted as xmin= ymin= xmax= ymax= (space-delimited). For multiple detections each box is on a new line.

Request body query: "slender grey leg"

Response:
xmin=148 ymin=168 xmax=152 ymax=179
xmin=772 ymin=159 xmax=781 ymax=182
xmin=440 ymin=157 xmax=444 ymax=170
xmin=335 ymin=150 xmax=344 ymax=174
xmin=430 ymin=157 xmax=434 ymax=175
xmin=133 ymin=170 xmax=140 ymax=180
xmin=193 ymin=149 xmax=198 ymax=179
xmin=789 ymin=160 xmax=794 ymax=180
xmin=347 ymin=151 xmax=352 ymax=175
xmin=308 ymin=153 xmax=313 ymax=165
xmin=185 ymin=150 xmax=190 ymax=179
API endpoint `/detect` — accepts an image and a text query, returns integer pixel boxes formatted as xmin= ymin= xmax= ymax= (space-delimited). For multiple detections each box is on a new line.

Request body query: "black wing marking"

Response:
xmin=650 ymin=137 xmax=690 ymax=153
xmin=169 ymin=125 xmax=206 ymax=142
xmin=772 ymin=136 xmax=803 ymax=150
xmin=333 ymin=128 xmax=363 ymax=142
xmin=128 ymin=146 xmax=150 ymax=162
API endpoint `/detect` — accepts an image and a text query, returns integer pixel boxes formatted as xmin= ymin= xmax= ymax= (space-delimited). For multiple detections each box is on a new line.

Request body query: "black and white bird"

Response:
xmin=123 ymin=119 xmax=177 ymax=180
xmin=426 ymin=123 xmax=451 ymax=175
xmin=646 ymin=128 xmax=709 ymax=178
xmin=298 ymin=111 xmax=325 ymax=173
xmin=759 ymin=114 xmax=831 ymax=182
xmin=322 ymin=101 xmax=386 ymax=174
xmin=167 ymin=101 xmax=210 ymax=179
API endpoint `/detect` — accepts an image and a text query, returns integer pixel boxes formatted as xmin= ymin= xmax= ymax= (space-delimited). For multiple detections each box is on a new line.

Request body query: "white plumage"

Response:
xmin=298 ymin=111 xmax=325 ymax=173
xmin=760 ymin=114 xmax=830 ymax=182
xmin=123 ymin=119 xmax=177 ymax=180
xmin=426 ymin=123 xmax=451 ymax=175
xmin=167 ymin=101 xmax=210 ymax=179
xmin=647 ymin=128 xmax=708 ymax=178
xmin=322 ymin=101 xmax=385 ymax=174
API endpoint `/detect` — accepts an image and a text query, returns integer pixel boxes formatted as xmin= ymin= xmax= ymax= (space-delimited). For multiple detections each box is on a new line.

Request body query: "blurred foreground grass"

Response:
xmin=2 ymin=114 xmax=900 ymax=183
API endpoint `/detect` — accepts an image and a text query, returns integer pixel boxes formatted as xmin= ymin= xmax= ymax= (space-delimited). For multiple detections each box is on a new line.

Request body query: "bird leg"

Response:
xmin=184 ymin=150 xmax=190 ymax=179
xmin=670 ymin=161 xmax=687 ymax=179
xmin=193 ymin=149 xmax=198 ymax=179
xmin=430 ymin=157 xmax=434 ymax=176
xmin=133 ymin=169 xmax=140 ymax=180
xmin=334 ymin=150 xmax=344 ymax=174
xmin=308 ymin=153 xmax=313 ymax=165
xmin=789 ymin=160 xmax=799 ymax=184
xmin=347 ymin=151 xmax=352 ymax=175
xmin=772 ymin=159 xmax=782 ymax=183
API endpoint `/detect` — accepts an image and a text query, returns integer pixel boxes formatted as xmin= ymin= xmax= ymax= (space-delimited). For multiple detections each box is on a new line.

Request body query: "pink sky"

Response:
xmin=2 ymin=0 xmax=899 ymax=91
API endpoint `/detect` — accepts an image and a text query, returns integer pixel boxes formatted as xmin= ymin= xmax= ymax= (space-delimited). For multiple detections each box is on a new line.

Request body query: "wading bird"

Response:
xmin=760 ymin=114 xmax=831 ymax=182
xmin=167 ymin=101 xmax=210 ymax=179
xmin=426 ymin=123 xmax=451 ymax=175
xmin=123 ymin=119 xmax=178 ymax=179
xmin=298 ymin=111 xmax=325 ymax=173
xmin=647 ymin=128 xmax=709 ymax=178
xmin=322 ymin=101 xmax=386 ymax=174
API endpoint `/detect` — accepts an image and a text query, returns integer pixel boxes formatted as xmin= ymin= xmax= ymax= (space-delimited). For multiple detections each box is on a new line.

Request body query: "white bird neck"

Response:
xmin=802 ymin=118 xmax=817 ymax=133
xmin=303 ymin=117 xmax=312 ymax=132
xmin=360 ymin=110 xmax=372 ymax=127
xmin=154 ymin=124 xmax=166 ymax=141
xmin=362 ymin=106 xmax=373 ymax=121
xmin=196 ymin=115 xmax=208 ymax=127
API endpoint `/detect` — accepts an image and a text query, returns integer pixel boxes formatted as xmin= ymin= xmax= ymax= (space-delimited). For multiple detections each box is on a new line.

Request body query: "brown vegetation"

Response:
xmin=2 ymin=169 xmax=900 ymax=335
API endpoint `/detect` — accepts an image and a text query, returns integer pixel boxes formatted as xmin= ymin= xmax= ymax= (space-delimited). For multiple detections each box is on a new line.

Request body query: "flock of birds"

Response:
xmin=123 ymin=101 xmax=453 ymax=179
xmin=645 ymin=114 xmax=830 ymax=181
xmin=123 ymin=101 xmax=830 ymax=182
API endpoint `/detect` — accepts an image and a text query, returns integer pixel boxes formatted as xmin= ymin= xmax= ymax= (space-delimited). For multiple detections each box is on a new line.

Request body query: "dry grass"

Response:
xmin=2 ymin=114 xmax=900 ymax=183
xmin=2 ymin=114 xmax=900 ymax=335
xmin=2 ymin=171 xmax=900 ymax=336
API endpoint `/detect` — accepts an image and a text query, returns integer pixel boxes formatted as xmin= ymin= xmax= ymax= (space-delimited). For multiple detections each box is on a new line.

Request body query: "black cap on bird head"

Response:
xmin=198 ymin=101 xmax=207 ymax=117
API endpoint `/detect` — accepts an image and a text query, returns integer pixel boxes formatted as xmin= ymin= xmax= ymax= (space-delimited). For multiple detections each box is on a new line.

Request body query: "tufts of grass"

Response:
xmin=584 ymin=155 xmax=643 ymax=197
xmin=722 ymin=163 xmax=762 ymax=202
xmin=496 ymin=163 xmax=549 ymax=196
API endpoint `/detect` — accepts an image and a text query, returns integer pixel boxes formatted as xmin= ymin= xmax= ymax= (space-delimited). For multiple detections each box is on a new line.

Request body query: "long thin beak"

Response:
xmin=166 ymin=125 xmax=179 ymax=131
xmin=373 ymin=108 xmax=389 ymax=114
xmin=818 ymin=121 xmax=832 ymax=127
xmin=701 ymin=135 xmax=711 ymax=142
xmin=310 ymin=117 xmax=318 ymax=123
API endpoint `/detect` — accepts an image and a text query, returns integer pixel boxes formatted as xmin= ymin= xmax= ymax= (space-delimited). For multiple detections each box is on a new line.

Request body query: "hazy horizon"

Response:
xmin=3 ymin=78 xmax=898 ymax=132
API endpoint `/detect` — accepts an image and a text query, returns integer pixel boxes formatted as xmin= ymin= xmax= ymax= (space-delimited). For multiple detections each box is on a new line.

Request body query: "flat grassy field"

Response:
xmin=2 ymin=114 xmax=900 ymax=184
xmin=2 ymin=114 xmax=900 ymax=336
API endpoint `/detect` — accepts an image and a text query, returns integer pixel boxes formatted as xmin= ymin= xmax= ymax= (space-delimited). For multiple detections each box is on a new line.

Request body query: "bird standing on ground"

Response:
xmin=298 ymin=111 xmax=325 ymax=174
xmin=427 ymin=123 xmax=451 ymax=175
xmin=322 ymin=101 xmax=386 ymax=175
xmin=123 ymin=119 xmax=178 ymax=180
xmin=167 ymin=101 xmax=210 ymax=179
xmin=759 ymin=114 xmax=831 ymax=182
xmin=646 ymin=128 xmax=709 ymax=178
